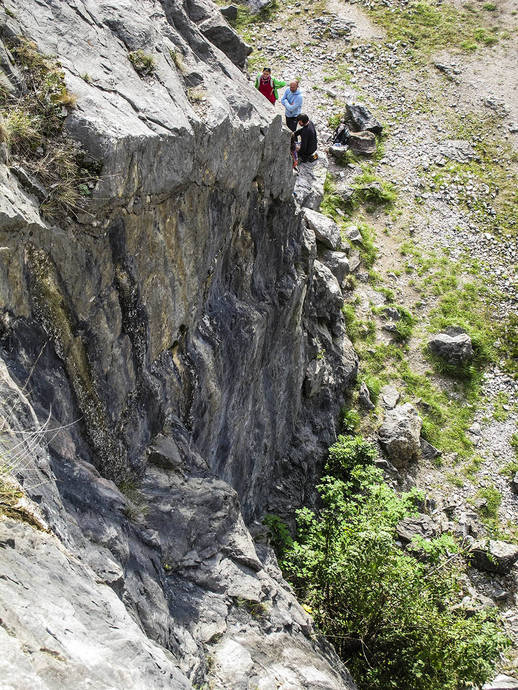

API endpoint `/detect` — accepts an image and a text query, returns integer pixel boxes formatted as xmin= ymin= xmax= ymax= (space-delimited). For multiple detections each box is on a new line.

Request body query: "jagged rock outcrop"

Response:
xmin=0 ymin=1 xmax=357 ymax=687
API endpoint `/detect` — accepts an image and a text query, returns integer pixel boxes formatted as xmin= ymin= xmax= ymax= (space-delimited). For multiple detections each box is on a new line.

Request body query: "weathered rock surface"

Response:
xmin=396 ymin=515 xmax=438 ymax=543
xmin=294 ymin=154 xmax=328 ymax=209
xmin=470 ymin=540 xmax=518 ymax=575
xmin=349 ymin=131 xmax=377 ymax=155
xmin=319 ymin=249 xmax=350 ymax=287
xmin=220 ymin=5 xmax=239 ymax=20
xmin=359 ymin=381 xmax=375 ymax=410
xmin=380 ymin=384 xmax=400 ymax=409
xmin=303 ymin=208 xmax=342 ymax=250
xmin=346 ymin=103 xmax=383 ymax=135
xmin=483 ymin=675 xmax=518 ymax=690
xmin=378 ymin=403 xmax=422 ymax=467
xmin=0 ymin=1 xmax=357 ymax=688
xmin=428 ymin=327 xmax=474 ymax=365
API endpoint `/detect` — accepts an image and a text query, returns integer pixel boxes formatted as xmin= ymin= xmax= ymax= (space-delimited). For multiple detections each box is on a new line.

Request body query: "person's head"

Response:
xmin=298 ymin=114 xmax=309 ymax=126
xmin=289 ymin=80 xmax=299 ymax=92
xmin=262 ymin=67 xmax=271 ymax=76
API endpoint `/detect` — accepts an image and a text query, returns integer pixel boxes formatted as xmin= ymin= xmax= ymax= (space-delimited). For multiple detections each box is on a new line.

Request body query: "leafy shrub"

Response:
xmin=275 ymin=436 xmax=508 ymax=690
xmin=342 ymin=408 xmax=360 ymax=433
xmin=325 ymin=434 xmax=377 ymax=479
xmin=263 ymin=513 xmax=293 ymax=558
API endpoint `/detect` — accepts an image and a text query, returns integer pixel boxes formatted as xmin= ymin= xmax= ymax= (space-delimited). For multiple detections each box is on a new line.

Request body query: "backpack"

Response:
xmin=331 ymin=123 xmax=350 ymax=145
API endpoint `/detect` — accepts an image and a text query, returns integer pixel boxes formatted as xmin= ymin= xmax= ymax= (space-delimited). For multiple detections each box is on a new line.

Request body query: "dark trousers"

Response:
xmin=286 ymin=116 xmax=298 ymax=132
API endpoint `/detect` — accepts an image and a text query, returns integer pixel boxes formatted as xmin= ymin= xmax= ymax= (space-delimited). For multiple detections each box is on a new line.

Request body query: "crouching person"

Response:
xmin=294 ymin=114 xmax=318 ymax=163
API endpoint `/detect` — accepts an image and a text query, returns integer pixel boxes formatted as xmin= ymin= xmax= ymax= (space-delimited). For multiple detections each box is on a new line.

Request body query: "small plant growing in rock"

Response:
xmin=169 ymin=49 xmax=188 ymax=75
xmin=0 ymin=36 xmax=100 ymax=219
xmin=186 ymin=86 xmax=207 ymax=103
xmin=128 ymin=49 xmax=156 ymax=76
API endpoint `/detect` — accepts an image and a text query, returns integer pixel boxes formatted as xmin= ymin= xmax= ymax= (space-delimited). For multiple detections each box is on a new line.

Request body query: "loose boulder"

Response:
xmin=420 ymin=438 xmax=441 ymax=460
xmin=378 ymin=403 xmax=422 ymax=468
xmin=303 ymin=208 xmax=342 ymax=250
xmin=220 ymin=5 xmax=238 ymax=19
xmin=346 ymin=103 xmax=383 ymax=134
xmin=470 ymin=539 xmax=518 ymax=575
xmin=349 ymin=131 xmax=376 ymax=155
xmin=428 ymin=327 xmax=474 ymax=365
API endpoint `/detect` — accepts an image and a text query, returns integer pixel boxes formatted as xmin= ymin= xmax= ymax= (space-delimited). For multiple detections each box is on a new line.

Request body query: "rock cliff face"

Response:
xmin=0 ymin=1 xmax=357 ymax=687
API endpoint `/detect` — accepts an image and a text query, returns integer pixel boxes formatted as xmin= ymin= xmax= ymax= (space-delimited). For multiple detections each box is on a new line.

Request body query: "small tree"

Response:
xmin=277 ymin=436 xmax=508 ymax=690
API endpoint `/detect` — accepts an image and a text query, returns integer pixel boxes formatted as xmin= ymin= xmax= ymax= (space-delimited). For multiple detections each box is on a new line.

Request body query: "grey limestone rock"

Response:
xmin=378 ymin=403 xmax=422 ymax=468
xmin=380 ymin=385 xmax=400 ymax=409
xmin=359 ymin=381 xmax=375 ymax=410
xmin=396 ymin=515 xmax=438 ymax=543
xmin=319 ymin=249 xmax=350 ymax=287
xmin=303 ymin=208 xmax=342 ymax=250
xmin=470 ymin=540 xmax=518 ymax=575
xmin=0 ymin=0 xmax=357 ymax=687
xmin=294 ymin=154 xmax=328 ymax=210
xmin=348 ymin=131 xmax=377 ymax=155
xmin=346 ymin=103 xmax=383 ymax=135
xmin=428 ymin=328 xmax=474 ymax=365
xmin=483 ymin=675 xmax=518 ymax=689
xmin=220 ymin=4 xmax=239 ymax=20
xmin=420 ymin=437 xmax=442 ymax=460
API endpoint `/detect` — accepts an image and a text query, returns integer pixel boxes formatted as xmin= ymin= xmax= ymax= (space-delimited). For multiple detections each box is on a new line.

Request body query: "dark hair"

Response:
xmin=298 ymin=114 xmax=309 ymax=124
xmin=262 ymin=67 xmax=271 ymax=72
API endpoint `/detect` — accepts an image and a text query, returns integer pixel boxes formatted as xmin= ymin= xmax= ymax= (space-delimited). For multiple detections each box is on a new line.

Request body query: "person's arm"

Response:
xmin=281 ymin=90 xmax=289 ymax=107
xmin=284 ymin=98 xmax=298 ymax=115
xmin=254 ymin=75 xmax=259 ymax=89
xmin=298 ymin=128 xmax=309 ymax=157
xmin=273 ymin=78 xmax=286 ymax=88
xmin=293 ymin=92 xmax=303 ymax=111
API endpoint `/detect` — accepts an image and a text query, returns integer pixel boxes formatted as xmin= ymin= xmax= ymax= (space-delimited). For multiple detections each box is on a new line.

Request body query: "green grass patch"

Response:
xmin=365 ymin=0 xmax=502 ymax=61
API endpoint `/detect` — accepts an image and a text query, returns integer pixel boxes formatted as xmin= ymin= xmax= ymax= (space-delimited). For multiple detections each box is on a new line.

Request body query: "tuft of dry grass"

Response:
xmin=0 ymin=36 xmax=99 ymax=219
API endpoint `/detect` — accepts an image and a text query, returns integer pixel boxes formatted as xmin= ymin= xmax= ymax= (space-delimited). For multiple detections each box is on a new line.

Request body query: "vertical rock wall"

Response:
xmin=0 ymin=0 xmax=357 ymax=687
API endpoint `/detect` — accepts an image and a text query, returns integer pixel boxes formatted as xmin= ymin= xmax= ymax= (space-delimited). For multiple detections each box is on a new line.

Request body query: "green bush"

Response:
xmin=263 ymin=513 xmax=293 ymax=558
xmin=275 ymin=436 xmax=507 ymax=690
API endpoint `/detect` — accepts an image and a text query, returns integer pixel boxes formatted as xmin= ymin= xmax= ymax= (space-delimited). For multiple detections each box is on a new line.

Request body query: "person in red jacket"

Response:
xmin=254 ymin=68 xmax=286 ymax=105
